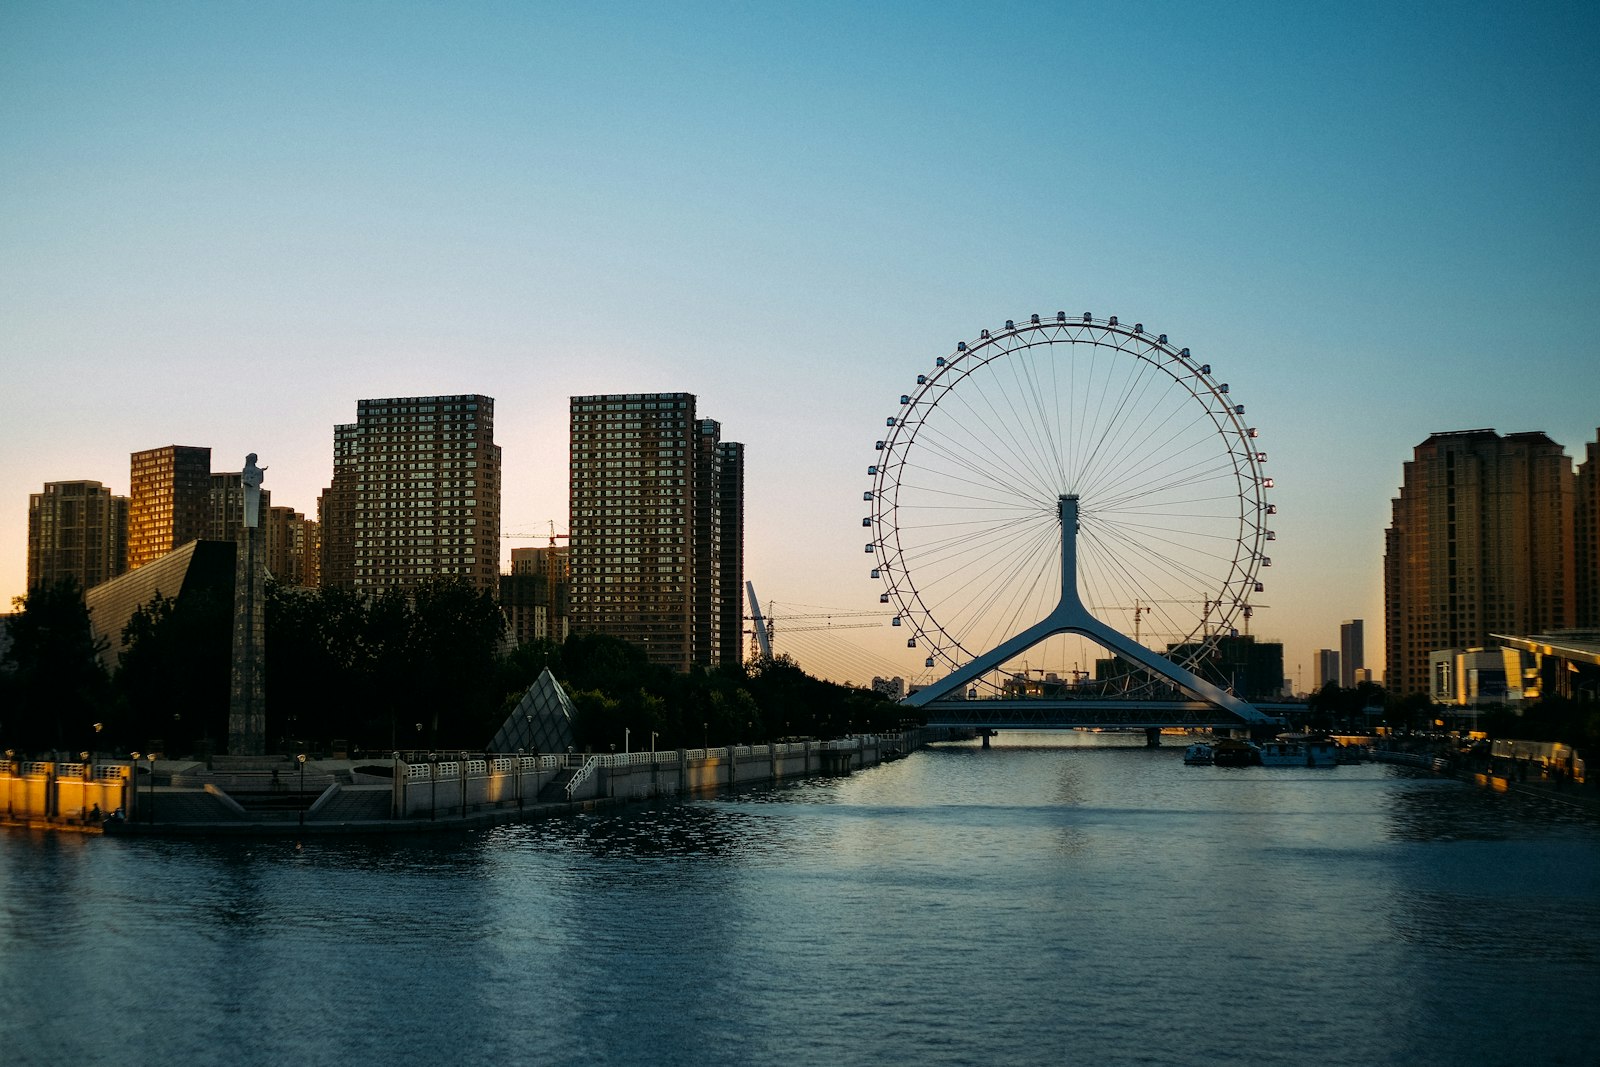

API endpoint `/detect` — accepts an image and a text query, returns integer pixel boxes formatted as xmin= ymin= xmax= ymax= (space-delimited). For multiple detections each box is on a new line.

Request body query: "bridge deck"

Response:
xmin=917 ymin=700 xmax=1297 ymax=730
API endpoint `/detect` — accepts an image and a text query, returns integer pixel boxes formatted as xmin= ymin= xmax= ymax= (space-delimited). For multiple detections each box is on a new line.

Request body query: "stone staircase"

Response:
xmin=537 ymin=768 xmax=576 ymax=802
xmin=139 ymin=790 xmax=245 ymax=823
xmin=310 ymin=786 xmax=392 ymax=822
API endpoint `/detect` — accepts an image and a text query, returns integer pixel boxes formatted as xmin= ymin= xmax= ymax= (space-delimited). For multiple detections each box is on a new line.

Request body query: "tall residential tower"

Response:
xmin=128 ymin=445 xmax=211 ymax=569
xmin=1384 ymin=429 xmax=1574 ymax=697
xmin=318 ymin=395 xmax=502 ymax=595
xmin=26 ymin=480 xmax=129 ymax=592
xmin=568 ymin=392 xmax=744 ymax=671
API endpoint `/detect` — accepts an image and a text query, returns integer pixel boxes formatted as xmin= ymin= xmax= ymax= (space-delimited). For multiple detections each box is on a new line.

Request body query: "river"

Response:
xmin=3 ymin=733 xmax=1598 ymax=1066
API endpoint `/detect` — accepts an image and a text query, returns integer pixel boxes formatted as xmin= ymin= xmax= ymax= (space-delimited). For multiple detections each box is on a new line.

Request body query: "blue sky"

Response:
xmin=3 ymin=1 xmax=1597 ymax=689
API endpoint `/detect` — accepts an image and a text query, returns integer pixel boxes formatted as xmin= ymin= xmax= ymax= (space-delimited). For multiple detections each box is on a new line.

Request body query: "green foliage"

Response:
xmin=1 ymin=578 xmax=109 ymax=754
xmin=265 ymin=577 xmax=505 ymax=753
xmin=115 ymin=586 xmax=233 ymax=755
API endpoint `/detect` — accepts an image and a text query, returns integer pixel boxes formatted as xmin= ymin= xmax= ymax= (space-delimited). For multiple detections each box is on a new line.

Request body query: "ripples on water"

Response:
xmin=3 ymin=737 xmax=1598 ymax=1067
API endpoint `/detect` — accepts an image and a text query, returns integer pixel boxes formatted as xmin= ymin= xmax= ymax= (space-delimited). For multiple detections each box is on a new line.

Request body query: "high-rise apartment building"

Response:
xmin=1384 ymin=429 xmax=1574 ymax=697
xmin=318 ymin=395 xmax=502 ymax=595
xmin=26 ymin=480 xmax=129 ymax=592
xmin=569 ymin=392 xmax=744 ymax=671
xmin=502 ymin=544 xmax=570 ymax=645
xmin=1339 ymin=619 xmax=1364 ymax=689
xmin=263 ymin=505 xmax=317 ymax=588
xmin=717 ymin=440 xmax=746 ymax=664
xmin=1577 ymin=429 xmax=1600 ymax=628
xmin=128 ymin=445 xmax=211 ymax=569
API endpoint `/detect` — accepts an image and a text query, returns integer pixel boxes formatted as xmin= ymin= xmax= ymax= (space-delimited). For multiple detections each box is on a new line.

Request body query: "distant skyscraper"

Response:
xmin=1339 ymin=619 xmax=1364 ymax=689
xmin=1577 ymin=429 xmax=1600 ymax=628
xmin=318 ymin=395 xmax=502 ymax=595
xmin=1316 ymin=648 xmax=1340 ymax=690
xmin=128 ymin=445 xmax=211 ymax=570
xmin=318 ymin=421 xmax=360 ymax=589
xmin=26 ymin=480 xmax=128 ymax=592
xmin=262 ymin=505 xmax=316 ymax=588
xmin=717 ymin=440 xmax=746 ymax=663
xmin=1384 ymin=429 xmax=1574 ymax=697
xmin=568 ymin=392 xmax=744 ymax=671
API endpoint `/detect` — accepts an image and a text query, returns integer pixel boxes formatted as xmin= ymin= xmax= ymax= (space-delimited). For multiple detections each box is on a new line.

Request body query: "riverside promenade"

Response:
xmin=2 ymin=734 xmax=919 ymax=837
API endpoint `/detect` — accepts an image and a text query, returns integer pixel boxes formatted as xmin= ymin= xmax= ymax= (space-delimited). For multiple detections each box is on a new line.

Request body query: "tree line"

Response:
xmin=1 ymin=577 xmax=896 ymax=759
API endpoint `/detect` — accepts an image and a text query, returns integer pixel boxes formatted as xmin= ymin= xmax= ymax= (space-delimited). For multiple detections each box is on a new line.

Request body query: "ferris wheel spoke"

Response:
xmin=933 ymin=373 xmax=1064 ymax=495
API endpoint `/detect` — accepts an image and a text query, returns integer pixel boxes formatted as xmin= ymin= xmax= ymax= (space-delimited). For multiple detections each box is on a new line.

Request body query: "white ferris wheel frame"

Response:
xmin=866 ymin=311 xmax=1274 ymax=708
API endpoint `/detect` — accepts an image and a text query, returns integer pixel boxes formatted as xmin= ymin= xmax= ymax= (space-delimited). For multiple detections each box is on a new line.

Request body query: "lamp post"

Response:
xmin=297 ymin=753 xmax=307 ymax=826
xmin=624 ymin=728 xmax=630 ymax=754
xmin=651 ymin=732 xmax=658 ymax=755
xmin=428 ymin=752 xmax=438 ymax=821
xmin=146 ymin=752 xmax=156 ymax=824
xmin=79 ymin=751 xmax=91 ymax=825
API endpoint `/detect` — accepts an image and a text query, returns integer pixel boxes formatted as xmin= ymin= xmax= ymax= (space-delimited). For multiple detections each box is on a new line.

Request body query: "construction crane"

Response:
xmin=744 ymin=585 xmax=889 ymax=660
xmin=502 ymin=520 xmax=569 ymax=547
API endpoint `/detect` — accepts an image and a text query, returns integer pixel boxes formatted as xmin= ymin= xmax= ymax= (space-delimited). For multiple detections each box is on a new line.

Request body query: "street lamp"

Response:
xmin=624 ymin=727 xmax=630 ymax=754
xmin=428 ymin=752 xmax=439 ymax=821
xmin=146 ymin=752 xmax=156 ymax=824
xmin=297 ymin=753 xmax=307 ymax=826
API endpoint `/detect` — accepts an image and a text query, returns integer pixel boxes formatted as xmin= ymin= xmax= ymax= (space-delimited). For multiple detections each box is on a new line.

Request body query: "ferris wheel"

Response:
xmin=866 ymin=311 xmax=1273 ymax=698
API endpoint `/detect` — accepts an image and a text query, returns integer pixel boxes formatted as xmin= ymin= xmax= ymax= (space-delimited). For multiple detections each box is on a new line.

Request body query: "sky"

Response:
xmin=3 ymin=1 xmax=1597 ymax=693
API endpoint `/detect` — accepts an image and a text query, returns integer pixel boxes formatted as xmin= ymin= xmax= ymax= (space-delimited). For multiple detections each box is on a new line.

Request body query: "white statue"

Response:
xmin=242 ymin=453 xmax=266 ymax=528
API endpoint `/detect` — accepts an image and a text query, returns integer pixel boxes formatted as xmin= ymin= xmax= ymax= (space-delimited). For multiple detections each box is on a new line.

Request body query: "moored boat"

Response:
xmin=1182 ymin=742 xmax=1214 ymax=766
xmin=1210 ymin=738 xmax=1261 ymax=767
xmin=1258 ymin=735 xmax=1341 ymax=767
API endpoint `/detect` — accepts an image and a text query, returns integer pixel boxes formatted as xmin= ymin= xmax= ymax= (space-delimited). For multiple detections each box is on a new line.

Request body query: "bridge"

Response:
xmin=917 ymin=698 xmax=1301 ymax=731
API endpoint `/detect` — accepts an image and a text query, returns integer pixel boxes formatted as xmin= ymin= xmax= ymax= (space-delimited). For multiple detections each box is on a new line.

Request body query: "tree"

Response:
xmin=2 ymin=579 xmax=110 ymax=754
xmin=115 ymin=588 xmax=232 ymax=756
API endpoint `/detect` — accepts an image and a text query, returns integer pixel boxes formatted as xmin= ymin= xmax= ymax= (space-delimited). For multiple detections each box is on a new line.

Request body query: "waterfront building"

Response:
xmin=502 ymin=545 xmax=570 ymax=645
xmin=128 ymin=445 xmax=211 ymax=570
xmin=318 ymin=395 xmax=502 ymax=596
xmin=1384 ymin=429 xmax=1575 ymax=698
xmin=1315 ymin=648 xmax=1340 ymax=690
xmin=1339 ymin=619 xmax=1364 ymax=689
xmin=1492 ymin=629 xmax=1600 ymax=704
xmin=568 ymin=392 xmax=745 ymax=671
xmin=26 ymin=480 xmax=129 ymax=592
xmin=1577 ymin=429 xmax=1600 ymax=628
xmin=1428 ymin=646 xmax=1527 ymax=708
xmin=84 ymin=539 xmax=236 ymax=670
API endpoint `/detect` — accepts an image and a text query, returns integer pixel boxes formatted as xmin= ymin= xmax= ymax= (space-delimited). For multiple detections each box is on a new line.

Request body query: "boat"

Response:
xmin=1182 ymin=742 xmax=1214 ymax=766
xmin=1210 ymin=738 xmax=1261 ymax=767
xmin=1257 ymin=735 xmax=1341 ymax=768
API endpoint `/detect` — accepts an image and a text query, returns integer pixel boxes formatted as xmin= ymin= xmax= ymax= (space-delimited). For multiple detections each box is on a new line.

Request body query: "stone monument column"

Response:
xmin=229 ymin=453 xmax=268 ymax=756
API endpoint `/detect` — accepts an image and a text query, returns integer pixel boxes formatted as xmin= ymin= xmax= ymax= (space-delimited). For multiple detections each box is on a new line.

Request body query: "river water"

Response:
xmin=3 ymin=734 xmax=1598 ymax=1066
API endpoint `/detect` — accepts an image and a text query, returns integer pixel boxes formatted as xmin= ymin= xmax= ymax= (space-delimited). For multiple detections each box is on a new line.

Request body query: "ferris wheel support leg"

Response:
xmin=902 ymin=494 xmax=1273 ymax=725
